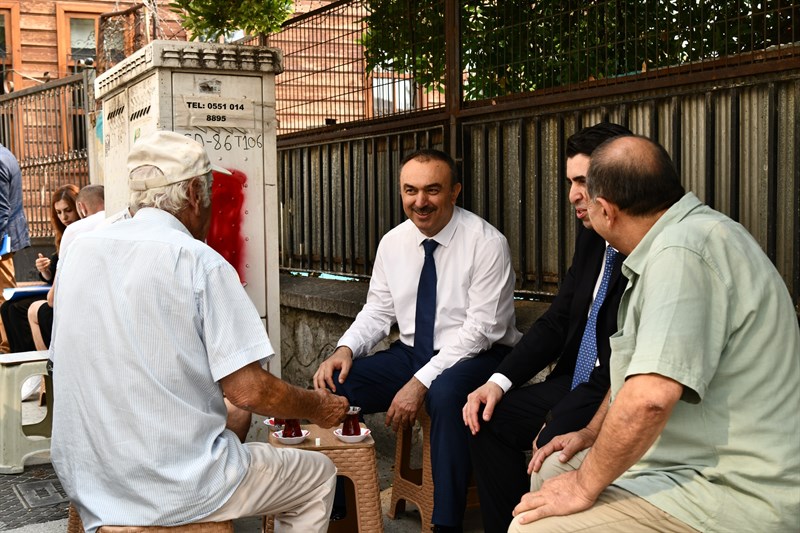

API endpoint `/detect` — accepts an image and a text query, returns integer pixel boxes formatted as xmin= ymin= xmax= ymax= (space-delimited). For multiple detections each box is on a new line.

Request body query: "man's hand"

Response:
xmin=532 ymin=423 xmax=546 ymax=453
xmin=222 ymin=362 xmax=348 ymax=426
xmin=516 ymin=376 xmax=681 ymax=525
xmin=386 ymin=377 xmax=427 ymax=431
xmin=313 ymin=346 xmax=353 ymax=392
xmin=528 ymin=427 xmax=597 ymax=475
xmin=462 ymin=381 xmax=504 ymax=435
xmin=309 ymin=388 xmax=350 ymax=429
xmin=511 ymin=471 xmax=596 ymax=525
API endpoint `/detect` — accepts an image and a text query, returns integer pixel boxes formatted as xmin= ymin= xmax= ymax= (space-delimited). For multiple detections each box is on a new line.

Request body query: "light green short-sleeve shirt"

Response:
xmin=610 ymin=193 xmax=800 ymax=532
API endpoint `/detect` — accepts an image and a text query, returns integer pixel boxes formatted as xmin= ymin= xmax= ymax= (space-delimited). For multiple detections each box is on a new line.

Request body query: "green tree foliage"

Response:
xmin=361 ymin=0 xmax=798 ymax=101
xmin=360 ymin=0 xmax=446 ymax=91
xmin=170 ymin=0 xmax=294 ymax=41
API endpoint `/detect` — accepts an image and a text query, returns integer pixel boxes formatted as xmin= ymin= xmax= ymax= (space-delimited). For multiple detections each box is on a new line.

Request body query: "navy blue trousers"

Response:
xmin=333 ymin=340 xmax=509 ymax=527
xmin=468 ymin=374 xmax=571 ymax=533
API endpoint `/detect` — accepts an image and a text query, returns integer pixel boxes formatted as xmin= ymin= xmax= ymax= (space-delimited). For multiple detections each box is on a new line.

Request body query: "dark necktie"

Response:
xmin=414 ymin=239 xmax=439 ymax=358
xmin=571 ymin=245 xmax=618 ymax=389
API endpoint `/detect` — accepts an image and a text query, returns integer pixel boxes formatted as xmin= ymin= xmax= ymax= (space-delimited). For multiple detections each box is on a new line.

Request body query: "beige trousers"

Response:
xmin=512 ymin=449 xmax=697 ymax=532
xmin=508 ymin=484 xmax=698 ymax=532
xmin=530 ymin=448 xmax=589 ymax=492
xmin=204 ymin=442 xmax=337 ymax=532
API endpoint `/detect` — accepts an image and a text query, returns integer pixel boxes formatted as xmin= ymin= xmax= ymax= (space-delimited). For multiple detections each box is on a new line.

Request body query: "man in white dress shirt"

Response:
xmin=314 ymin=148 xmax=522 ymax=532
xmin=58 ymin=184 xmax=106 ymax=260
xmin=51 ymin=131 xmax=349 ymax=533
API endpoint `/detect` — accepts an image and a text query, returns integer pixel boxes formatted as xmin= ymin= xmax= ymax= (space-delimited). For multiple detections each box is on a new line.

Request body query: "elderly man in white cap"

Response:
xmin=51 ymin=130 xmax=349 ymax=533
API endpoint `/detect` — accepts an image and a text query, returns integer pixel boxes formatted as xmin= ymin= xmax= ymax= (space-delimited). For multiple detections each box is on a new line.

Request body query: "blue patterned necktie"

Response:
xmin=414 ymin=239 xmax=439 ymax=358
xmin=571 ymin=245 xmax=618 ymax=389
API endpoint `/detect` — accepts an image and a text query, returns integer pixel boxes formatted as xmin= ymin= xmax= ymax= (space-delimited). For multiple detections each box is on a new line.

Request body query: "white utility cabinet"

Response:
xmin=94 ymin=41 xmax=284 ymax=373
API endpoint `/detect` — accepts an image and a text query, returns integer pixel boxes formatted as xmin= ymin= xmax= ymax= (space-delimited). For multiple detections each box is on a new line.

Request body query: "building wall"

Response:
xmin=267 ymin=0 xmax=369 ymax=133
xmin=3 ymin=0 xmax=185 ymax=93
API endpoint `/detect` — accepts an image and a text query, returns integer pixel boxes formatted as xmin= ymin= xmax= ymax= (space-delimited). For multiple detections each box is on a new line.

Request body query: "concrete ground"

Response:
xmin=2 ymin=401 xmax=484 ymax=532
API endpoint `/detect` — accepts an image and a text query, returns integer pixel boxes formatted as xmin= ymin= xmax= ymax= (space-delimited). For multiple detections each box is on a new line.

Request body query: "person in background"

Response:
xmin=314 ymin=148 xmax=521 ymax=532
xmin=462 ymin=123 xmax=631 ymax=533
xmin=23 ymin=183 xmax=81 ymax=290
xmin=0 ymin=142 xmax=31 ymax=353
xmin=30 ymin=184 xmax=105 ymax=350
xmin=52 ymin=130 xmax=349 ymax=533
xmin=510 ymin=135 xmax=800 ymax=532
xmin=2 ymin=183 xmax=78 ymax=402
xmin=0 ymin=184 xmax=79 ymax=355
xmin=34 ymin=184 xmax=81 ymax=283
xmin=57 ymin=184 xmax=105 ymax=260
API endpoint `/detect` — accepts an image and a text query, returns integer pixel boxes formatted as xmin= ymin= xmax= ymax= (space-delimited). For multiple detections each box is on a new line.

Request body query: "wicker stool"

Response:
xmin=387 ymin=408 xmax=479 ymax=532
xmin=68 ymin=503 xmax=233 ymax=533
xmin=263 ymin=423 xmax=383 ymax=533
xmin=0 ymin=350 xmax=52 ymax=474
xmin=67 ymin=504 xmax=82 ymax=533
xmin=99 ymin=524 xmax=233 ymax=533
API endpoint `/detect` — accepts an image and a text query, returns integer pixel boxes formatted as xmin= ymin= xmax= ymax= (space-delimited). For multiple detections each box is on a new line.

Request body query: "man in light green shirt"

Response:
xmin=510 ymin=135 xmax=800 ymax=532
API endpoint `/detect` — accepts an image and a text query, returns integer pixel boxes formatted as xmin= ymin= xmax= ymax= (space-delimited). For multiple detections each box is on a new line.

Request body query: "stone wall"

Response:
xmin=279 ymin=273 xmax=392 ymax=387
xmin=278 ymin=273 xmax=551 ymax=386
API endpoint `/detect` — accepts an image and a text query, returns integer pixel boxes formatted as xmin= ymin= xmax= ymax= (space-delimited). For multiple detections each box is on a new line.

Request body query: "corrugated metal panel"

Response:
xmin=680 ymin=93 xmax=708 ymax=201
xmin=279 ymin=127 xmax=444 ymax=276
xmin=774 ymin=81 xmax=798 ymax=291
xmin=714 ymin=92 xmax=734 ymax=215
xmin=278 ymin=72 xmax=800 ymax=311
xmin=458 ymin=75 xmax=799 ymax=302
xmin=740 ymin=85 xmax=771 ymax=252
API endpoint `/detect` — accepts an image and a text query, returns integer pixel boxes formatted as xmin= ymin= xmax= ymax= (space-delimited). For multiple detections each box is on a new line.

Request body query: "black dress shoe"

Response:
xmin=329 ymin=509 xmax=346 ymax=521
xmin=431 ymin=526 xmax=463 ymax=533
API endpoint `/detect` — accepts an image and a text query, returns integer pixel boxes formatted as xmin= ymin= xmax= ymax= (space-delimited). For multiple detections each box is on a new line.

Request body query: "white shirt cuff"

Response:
xmin=488 ymin=373 xmax=513 ymax=393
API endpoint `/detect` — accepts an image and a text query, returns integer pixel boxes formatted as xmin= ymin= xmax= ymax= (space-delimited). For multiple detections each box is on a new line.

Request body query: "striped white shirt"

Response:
xmin=51 ymin=208 xmax=272 ymax=532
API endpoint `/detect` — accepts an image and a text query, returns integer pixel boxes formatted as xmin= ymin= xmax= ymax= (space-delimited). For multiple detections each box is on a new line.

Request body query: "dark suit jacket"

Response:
xmin=496 ymin=224 xmax=627 ymax=444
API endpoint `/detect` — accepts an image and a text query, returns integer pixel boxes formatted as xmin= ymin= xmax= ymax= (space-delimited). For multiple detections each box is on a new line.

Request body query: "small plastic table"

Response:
xmin=263 ymin=423 xmax=383 ymax=533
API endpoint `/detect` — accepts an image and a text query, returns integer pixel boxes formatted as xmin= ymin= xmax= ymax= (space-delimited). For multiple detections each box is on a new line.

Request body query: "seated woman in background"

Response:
xmin=30 ymin=184 xmax=106 ymax=350
xmin=30 ymin=288 xmax=55 ymax=351
xmin=0 ymin=184 xmax=79 ymax=354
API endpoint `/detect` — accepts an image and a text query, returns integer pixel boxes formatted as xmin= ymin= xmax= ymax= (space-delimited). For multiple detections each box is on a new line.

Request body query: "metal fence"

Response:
xmin=276 ymin=72 xmax=800 ymax=306
xmin=279 ymin=126 xmax=445 ymax=276
xmin=0 ymin=72 xmax=92 ymax=239
xmin=458 ymin=0 xmax=799 ymax=100
xmin=269 ymin=1 xmax=800 ymax=311
xmin=262 ymin=0 xmax=798 ymax=134
xmin=241 ymin=0 xmax=446 ymax=134
xmin=459 ymin=75 xmax=799 ymax=299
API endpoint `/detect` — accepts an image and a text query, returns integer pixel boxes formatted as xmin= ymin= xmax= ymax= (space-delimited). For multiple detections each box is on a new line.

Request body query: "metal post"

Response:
xmin=444 ymin=0 xmax=461 ymax=162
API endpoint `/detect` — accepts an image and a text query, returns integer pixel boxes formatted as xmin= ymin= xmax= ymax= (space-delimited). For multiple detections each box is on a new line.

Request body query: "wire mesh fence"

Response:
xmin=460 ymin=0 xmax=799 ymax=100
xmin=243 ymin=0 xmax=446 ymax=134
xmin=251 ymin=0 xmax=798 ymax=133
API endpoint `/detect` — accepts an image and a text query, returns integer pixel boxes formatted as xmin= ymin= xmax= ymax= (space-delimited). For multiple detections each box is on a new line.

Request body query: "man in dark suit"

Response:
xmin=0 ymin=142 xmax=31 ymax=353
xmin=462 ymin=122 xmax=632 ymax=533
